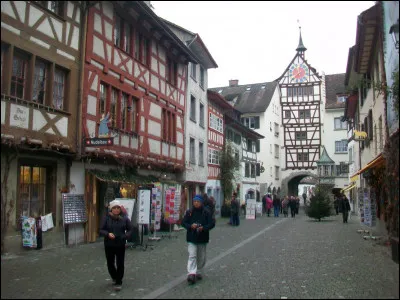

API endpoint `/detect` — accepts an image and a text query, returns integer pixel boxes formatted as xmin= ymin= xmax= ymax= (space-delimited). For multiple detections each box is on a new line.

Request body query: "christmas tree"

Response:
xmin=305 ymin=185 xmax=332 ymax=221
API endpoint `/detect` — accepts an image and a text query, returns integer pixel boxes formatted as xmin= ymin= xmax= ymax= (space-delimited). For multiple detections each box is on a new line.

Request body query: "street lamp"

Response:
xmin=389 ymin=19 xmax=399 ymax=50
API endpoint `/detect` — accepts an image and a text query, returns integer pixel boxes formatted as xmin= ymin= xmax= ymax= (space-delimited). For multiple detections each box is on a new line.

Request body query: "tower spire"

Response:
xmin=296 ymin=21 xmax=307 ymax=56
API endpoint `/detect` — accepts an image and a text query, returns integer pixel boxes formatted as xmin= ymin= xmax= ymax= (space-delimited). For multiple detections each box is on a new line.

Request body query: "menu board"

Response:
xmin=164 ymin=185 xmax=181 ymax=224
xmin=151 ymin=183 xmax=162 ymax=230
xmin=138 ymin=189 xmax=151 ymax=224
xmin=256 ymin=203 xmax=263 ymax=215
xmin=62 ymin=194 xmax=87 ymax=226
xmin=364 ymin=189 xmax=376 ymax=227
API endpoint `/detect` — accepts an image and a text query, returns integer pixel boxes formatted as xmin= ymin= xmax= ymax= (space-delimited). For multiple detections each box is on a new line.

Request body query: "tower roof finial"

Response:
xmin=296 ymin=20 xmax=307 ymax=52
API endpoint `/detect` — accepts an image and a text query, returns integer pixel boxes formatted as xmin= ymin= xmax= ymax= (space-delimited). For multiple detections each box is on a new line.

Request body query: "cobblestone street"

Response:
xmin=1 ymin=212 xmax=399 ymax=299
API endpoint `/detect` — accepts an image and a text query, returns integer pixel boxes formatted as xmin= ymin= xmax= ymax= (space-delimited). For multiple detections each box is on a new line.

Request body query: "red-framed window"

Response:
xmin=110 ymin=87 xmax=118 ymax=128
xmin=135 ymin=32 xmax=149 ymax=66
xmin=166 ymin=57 xmax=177 ymax=86
xmin=162 ymin=108 xmax=176 ymax=143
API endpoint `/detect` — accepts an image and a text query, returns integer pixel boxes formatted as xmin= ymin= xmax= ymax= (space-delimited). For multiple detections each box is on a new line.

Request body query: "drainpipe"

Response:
xmin=76 ymin=2 xmax=89 ymax=161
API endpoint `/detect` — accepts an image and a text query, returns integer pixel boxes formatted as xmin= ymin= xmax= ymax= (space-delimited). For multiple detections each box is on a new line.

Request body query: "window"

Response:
xmin=247 ymin=139 xmax=252 ymax=152
xmin=335 ymin=140 xmax=348 ymax=153
xmin=135 ymin=33 xmax=149 ymax=66
xmin=241 ymin=116 xmax=259 ymax=129
xmin=234 ymin=133 xmax=241 ymax=145
xmin=274 ymin=122 xmax=279 ymax=136
xmin=245 ymin=163 xmax=250 ymax=177
xmin=256 ymin=163 xmax=261 ymax=176
xmin=256 ymin=140 xmax=260 ymax=152
xmin=190 ymin=138 xmax=195 ymax=164
xmin=299 ymin=109 xmax=311 ymax=119
xmin=199 ymin=142 xmax=204 ymax=166
xmin=208 ymin=149 xmax=220 ymax=165
xmin=190 ymin=95 xmax=196 ymax=121
xmin=123 ymin=22 xmax=131 ymax=53
xmin=37 ymin=1 xmax=64 ymax=17
xmin=121 ymin=93 xmax=128 ymax=130
xmin=295 ymin=131 xmax=307 ymax=140
xmin=99 ymin=83 xmax=107 ymax=118
xmin=298 ymin=153 xmax=309 ymax=162
xmin=334 ymin=117 xmax=347 ymax=130
xmin=368 ymin=110 xmax=373 ymax=141
xmin=166 ymin=57 xmax=177 ymax=86
xmin=11 ymin=53 xmax=28 ymax=99
xmin=130 ymin=96 xmax=138 ymax=132
xmin=110 ymin=88 xmax=118 ymax=128
xmin=251 ymin=164 xmax=256 ymax=178
xmin=235 ymin=151 xmax=239 ymax=168
xmin=209 ymin=113 xmax=223 ymax=133
xmin=378 ymin=116 xmax=383 ymax=152
xmin=337 ymin=95 xmax=347 ymax=103
xmin=1 ymin=44 xmax=7 ymax=86
xmin=275 ymin=166 xmax=279 ymax=179
xmin=274 ymin=144 xmax=279 ymax=158
xmin=285 ymin=110 xmax=291 ymax=118
xmin=324 ymin=165 xmax=330 ymax=176
xmin=33 ymin=59 xmax=48 ymax=104
xmin=191 ymin=63 xmax=196 ymax=80
xmin=114 ymin=15 xmax=122 ymax=48
xmin=53 ymin=67 xmax=66 ymax=110
xmin=200 ymin=66 xmax=205 ymax=88
xmin=162 ymin=109 xmax=176 ymax=143
xmin=20 ymin=165 xmax=47 ymax=218
xmin=199 ymin=103 xmax=205 ymax=127
xmin=226 ymin=130 xmax=233 ymax=141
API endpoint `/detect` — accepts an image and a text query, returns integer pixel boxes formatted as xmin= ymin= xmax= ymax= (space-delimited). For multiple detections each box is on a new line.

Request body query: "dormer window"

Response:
xmin=261 ymin=85 xmax=266 ymax=89
xmin=246 ymin=86 xmax=251 ymax=91
xmin=218 ymin=89 xmax=223 ymax=94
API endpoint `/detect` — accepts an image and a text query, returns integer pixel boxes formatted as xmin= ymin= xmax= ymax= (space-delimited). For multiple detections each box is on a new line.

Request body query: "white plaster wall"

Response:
xmin=183 ymin=63 xmax=208 ymax=184
xmin=323 ymin=108 xmax=348 ymax=164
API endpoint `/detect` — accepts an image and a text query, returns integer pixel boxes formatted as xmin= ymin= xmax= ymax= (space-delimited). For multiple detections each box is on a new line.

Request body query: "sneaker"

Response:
xmin=114 ymin=284 xmax=122 ymax=291
xmin=187 ymin=274 xmax=196 ymax=285
xmin=112 ymin=279 xmax=116 ymax=285
xmin=196 ymin=274 xmax=203 ymax=280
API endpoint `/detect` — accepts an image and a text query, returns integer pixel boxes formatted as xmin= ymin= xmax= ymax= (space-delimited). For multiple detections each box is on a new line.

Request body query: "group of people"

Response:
xmin=334 ymin=194 xmax=351 ymax=223
xmin=99 ymin=194 xmax=217 ymax=290
xmin=262 ymin=194 xmax=301 ymax=218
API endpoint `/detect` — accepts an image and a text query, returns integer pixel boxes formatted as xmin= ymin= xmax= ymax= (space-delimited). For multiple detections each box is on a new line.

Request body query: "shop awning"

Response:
xmin=341 ymin=183 xmax=357 ymax=193
xmin=350 ymin=174 xmax=359 ymax=183
xmin=88 ymin=169 xmax=158 ymax=184
xmin=350 ymin=153 xmax=385 ymax=178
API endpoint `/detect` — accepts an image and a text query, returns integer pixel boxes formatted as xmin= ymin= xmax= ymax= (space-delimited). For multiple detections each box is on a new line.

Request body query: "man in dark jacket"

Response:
xmin=230 ymin=193 xmax=240 ymax=226
xmin=340 ymin=194 xmax=351 ymax=223
xmin=182 ymin=195 xmax=213 ymax=284
xmin=273 ymin=196 xmax=280 ymax=217
xmin=99 ymin=200 xmax=133 ymax=291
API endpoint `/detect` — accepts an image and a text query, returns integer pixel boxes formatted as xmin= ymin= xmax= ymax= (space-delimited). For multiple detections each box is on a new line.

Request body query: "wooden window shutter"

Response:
xmin=254 ymin=116 xmax=260 ymax=129
xmin=256 ymin=140 xmax=260 ymax=152
xmin=256 ymin=163 xmax=261 ymax=176
xmin=368 ymin=110 xmax=373 ymax=141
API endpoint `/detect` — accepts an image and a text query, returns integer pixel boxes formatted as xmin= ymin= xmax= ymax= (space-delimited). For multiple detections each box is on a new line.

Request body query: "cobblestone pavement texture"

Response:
xmin=1 ymin=211 xmax=399 ymax=299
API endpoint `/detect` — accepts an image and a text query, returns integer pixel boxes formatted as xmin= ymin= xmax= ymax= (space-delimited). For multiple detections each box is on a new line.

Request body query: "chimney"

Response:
xmin=229 ymin=79 xmax=239 ymax=87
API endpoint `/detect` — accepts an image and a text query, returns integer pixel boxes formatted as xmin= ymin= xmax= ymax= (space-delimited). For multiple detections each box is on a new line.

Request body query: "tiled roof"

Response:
xmin=325 ymin=73 xmax=347 ymax=109
xmin=209 ymin=81 xmax=278 ymax=113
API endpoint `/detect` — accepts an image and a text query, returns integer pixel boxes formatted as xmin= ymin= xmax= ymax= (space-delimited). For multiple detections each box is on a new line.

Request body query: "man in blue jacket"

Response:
xmin=182 ymin=194 xmax=213 ymax=284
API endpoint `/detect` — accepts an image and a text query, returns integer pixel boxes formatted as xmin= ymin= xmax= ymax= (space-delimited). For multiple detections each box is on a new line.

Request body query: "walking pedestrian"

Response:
xmin=230 ymin=193 xmax=240 ymax=226
xmin=262 ymin=194 xmax=267 ymax=215
xmin=295 ymin=197 xmax=300 ymax=215
xmin=182 ymin=194 xmax=213 ymax=284
xmin=282 ymin=196 xmax=289 ymax=217
xmin=266 ymin=194 xmax=273 ymax=217
xmin=340 ymin=194 xmax=351 ymax=223
xmin=99 ymin=200 xmax=133 ymax=291
xmin=289 ymin=196 xmax=296 ymax=218
xmin=334 ymin=196 xmax=339 ymax=215
xmin=273 ymin=195 xmax=280 ymax=217
xmin=203 ymin=194 xmax=216 ymax=230
xmin=302 ymin=192 xmax=307 ymax=206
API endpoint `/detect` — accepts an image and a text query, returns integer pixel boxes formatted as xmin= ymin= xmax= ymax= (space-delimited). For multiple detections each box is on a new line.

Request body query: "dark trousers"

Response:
xmin=232 ymin=213 xmax=240 ymax=226
xmin=291 ymin=207 xmax=296 ymax=217
xmin=342 ymin=211 xmax=349 ymax=223
xmin=105 ymin=246 xmax=126 ymax=285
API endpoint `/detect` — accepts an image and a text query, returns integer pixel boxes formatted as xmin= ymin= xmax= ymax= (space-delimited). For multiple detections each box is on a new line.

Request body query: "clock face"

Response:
xmin=289 ymin=63 xmax=309 ymax=83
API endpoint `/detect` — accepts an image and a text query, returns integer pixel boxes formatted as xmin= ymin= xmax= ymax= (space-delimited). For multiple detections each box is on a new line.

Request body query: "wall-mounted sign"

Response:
xmin=85 ymin=137 xmax=113 ymax=146
xmin=10 ymin=104 xmax=29 ymax=129
xmin=353 ymin=130 xmax=368 ymax=141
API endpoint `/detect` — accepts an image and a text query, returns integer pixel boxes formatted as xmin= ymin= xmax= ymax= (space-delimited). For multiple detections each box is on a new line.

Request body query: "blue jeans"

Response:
xmin=274 ymin=206 xmax=280 ymax=217
xmin=232 ymin=213 xmax=240 ymax=226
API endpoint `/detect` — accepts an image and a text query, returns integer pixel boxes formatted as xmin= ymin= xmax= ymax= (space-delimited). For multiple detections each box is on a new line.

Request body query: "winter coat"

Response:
xmin=182 ymin=206 xmax=213 ymax=244
xmin=230 ymin=199 xmax=239 ymax=214
xmin=340 ymin=198 xmax=351 ymax=212
xmin=266 ymin=198 xmax=273 ymax=210
xmin=99 ymin=213 xmax=133 ymax=248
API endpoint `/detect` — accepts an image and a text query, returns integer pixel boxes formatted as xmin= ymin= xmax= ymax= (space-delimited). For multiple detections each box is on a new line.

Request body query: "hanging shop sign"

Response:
xmin=84 ymin=137 xmax=113 ymax=146
xmin=353 ymin=130 xmax=368 ymax=141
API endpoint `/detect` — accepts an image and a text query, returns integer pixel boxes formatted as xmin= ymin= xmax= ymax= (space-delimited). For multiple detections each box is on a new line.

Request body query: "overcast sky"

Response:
xmin=152 ymin=1 xmax=375 ymax=88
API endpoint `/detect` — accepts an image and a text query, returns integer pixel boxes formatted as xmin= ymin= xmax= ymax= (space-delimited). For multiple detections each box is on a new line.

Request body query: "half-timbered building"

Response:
xmin=1 ymin=1 xmax=85 ymax=252
xmin=276 ymin=31 xmax=323 ymax=196
xmin=68 ymin=1 xmax=197 ymax=242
